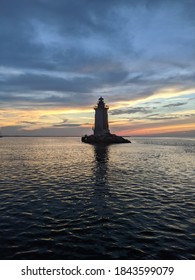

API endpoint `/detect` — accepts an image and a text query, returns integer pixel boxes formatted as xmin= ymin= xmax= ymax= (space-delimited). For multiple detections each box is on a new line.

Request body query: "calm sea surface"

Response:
xmin=0 ymin=137 xmax=195 ymax=259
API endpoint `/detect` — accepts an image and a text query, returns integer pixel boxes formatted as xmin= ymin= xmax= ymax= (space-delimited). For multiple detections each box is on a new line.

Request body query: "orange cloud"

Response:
xmin=118 ymin=123 xmax=195 ymax=136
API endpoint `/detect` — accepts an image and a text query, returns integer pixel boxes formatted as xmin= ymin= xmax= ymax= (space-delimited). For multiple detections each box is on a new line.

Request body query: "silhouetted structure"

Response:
xmin=82 ymin=97 xmax=130 ymax=144
xmin=94 ymin=97 xmax=110 ymax=136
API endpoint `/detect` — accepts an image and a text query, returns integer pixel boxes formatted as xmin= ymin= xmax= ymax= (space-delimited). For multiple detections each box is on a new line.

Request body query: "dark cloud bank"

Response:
xmin=0 ymin=0 xmax=195 ymax=135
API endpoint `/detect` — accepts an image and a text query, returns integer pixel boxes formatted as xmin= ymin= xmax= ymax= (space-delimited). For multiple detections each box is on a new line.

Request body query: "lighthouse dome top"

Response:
xmin=94 ymin=96 xmax=109 ymax=109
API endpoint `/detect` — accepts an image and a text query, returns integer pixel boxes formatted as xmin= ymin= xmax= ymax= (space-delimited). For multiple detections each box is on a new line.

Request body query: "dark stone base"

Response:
xmin=81 ymin=133 xmax=131 ymax=144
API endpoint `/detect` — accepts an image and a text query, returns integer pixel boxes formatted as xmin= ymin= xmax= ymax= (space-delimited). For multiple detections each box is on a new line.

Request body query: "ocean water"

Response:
xmin=0 ymin=136 xmax=195 ymax=260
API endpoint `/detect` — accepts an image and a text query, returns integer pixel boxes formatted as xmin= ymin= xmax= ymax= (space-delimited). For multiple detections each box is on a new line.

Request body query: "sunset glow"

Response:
xmin=0 ymin=0 xmax=195 ymax=137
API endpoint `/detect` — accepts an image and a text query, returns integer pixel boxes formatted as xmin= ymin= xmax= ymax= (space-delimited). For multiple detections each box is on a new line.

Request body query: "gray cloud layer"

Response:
xmin=0 ymin=0 xmax=195 ymax=111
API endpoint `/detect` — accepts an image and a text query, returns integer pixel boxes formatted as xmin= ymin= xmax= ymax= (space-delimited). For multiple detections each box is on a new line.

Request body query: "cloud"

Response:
xmin=0 ymin=73 xmax=96 ymax=93
xmin=19 ymin=121 xmax=40 ymax=125
xmin=1 ymin=125 xmax=26 ymax=135
xmin=1 ymin=124 xmax=90 ymax=137
xmin=53 ymin=119 xmax=81 ymax=127
xmin=110 ymin=106 xmax=154 ymax=115
xmin=0 ymin=0 xmax=195 ymax=135
xmin=1 ymin=0 xmax=195 ymax=73
xmin=163 ymin=102 xmax=187 ymax=108
xmin=129 ymin=113 xmax=195 ymax=121
xmin=53 ymin=123 xmax=81 ymax=127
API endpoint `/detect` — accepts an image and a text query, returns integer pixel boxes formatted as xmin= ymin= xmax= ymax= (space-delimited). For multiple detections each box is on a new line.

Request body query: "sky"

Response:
xmin=0 ymin=0 xmax=195 ymax=137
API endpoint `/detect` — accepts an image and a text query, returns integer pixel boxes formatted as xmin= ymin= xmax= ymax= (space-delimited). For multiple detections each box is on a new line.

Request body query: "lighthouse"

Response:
xmin=94 ymin=97 xmax=110 ymax=136
xmin=81 ymin=97 xmax=130 ymax=144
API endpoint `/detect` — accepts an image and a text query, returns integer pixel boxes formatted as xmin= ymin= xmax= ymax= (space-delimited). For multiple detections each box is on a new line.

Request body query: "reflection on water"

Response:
xmin=94 ymin=144 xmax=109 ymax=163
xmin=93 ymin=144 xmax=109 ymax=187
xmin=0 ymin=137 xmax=195 ymax=260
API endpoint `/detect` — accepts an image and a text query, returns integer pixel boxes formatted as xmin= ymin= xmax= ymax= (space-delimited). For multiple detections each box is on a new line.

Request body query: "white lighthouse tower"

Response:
xmin=94 ymin=97 xmax=110 ymax=136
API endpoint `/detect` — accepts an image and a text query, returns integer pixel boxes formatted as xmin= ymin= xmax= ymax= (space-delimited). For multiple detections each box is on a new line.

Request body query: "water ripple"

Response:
xmin=0 ymin=137 xmax=195 ymax=259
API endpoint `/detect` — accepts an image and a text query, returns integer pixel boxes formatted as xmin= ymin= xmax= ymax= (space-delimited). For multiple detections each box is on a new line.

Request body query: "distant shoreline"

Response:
xmin=1 ymin=135 xmax=195 ymax=138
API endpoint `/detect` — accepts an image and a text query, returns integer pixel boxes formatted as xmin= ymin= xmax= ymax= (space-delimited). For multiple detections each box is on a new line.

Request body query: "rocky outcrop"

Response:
xmin=81 ymin=133 xmax=131 ymax=144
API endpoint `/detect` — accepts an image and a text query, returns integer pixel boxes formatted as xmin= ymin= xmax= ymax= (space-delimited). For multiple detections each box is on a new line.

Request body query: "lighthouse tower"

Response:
xmin=81 ymin=97 xmax=130 ymax=143
xmin=94 ymin=97 xmax=110 ymax=136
